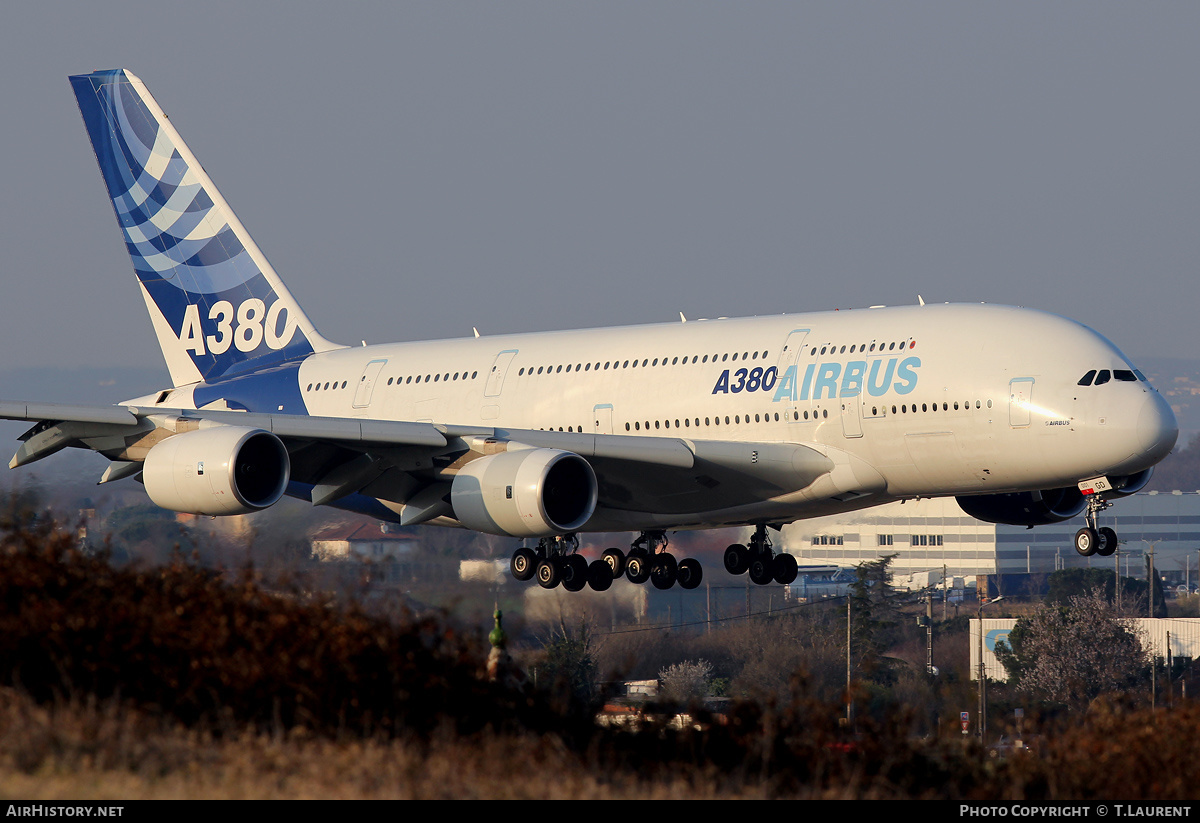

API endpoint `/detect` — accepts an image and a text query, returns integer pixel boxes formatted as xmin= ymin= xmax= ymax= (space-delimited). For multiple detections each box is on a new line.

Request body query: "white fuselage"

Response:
xmin=160 ymin=302 xmax=1177 ymax=532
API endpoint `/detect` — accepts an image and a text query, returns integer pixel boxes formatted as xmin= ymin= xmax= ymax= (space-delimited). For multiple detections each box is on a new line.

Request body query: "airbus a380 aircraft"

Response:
xmin=1 ymin=69 xmax=1178 ymax=593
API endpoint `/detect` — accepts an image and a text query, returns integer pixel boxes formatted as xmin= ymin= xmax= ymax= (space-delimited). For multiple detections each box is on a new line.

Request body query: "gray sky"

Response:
xmin=1 ymin=2 xmax=1196 ymax=378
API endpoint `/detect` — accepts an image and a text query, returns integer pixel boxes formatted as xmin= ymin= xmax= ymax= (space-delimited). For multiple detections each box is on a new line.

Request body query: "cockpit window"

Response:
xmin=1134 ymin=369 xmax=1148 ymax=382
xmin=1078 ymin=370 xmax=1096 ymax=386
xmin=1114 ymin=370 xmax=1137 ymax=382
xmin=1094 ymin=369 xmax=1111 ymax=385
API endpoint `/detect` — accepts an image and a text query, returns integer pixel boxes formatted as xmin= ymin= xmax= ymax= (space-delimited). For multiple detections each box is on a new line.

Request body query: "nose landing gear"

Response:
xmin=1074 ymin=494 xmax=1118 ymax=558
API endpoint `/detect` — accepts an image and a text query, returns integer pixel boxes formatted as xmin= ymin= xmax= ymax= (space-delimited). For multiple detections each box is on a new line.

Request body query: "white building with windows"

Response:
xmin=779 ymin=491 xmax=1200 ymax=585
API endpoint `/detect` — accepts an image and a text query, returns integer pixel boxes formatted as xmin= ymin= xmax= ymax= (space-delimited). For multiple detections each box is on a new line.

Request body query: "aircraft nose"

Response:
xmin=1137 ymin=389 xmax=1178 ymax=463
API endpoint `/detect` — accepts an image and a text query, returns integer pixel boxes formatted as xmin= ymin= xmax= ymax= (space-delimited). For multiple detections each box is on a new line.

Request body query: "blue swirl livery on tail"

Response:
xmin=70 ymin=69 xmax=340 ymax=387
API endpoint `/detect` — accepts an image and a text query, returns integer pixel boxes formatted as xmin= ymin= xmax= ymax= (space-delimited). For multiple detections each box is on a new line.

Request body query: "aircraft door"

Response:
xmin=776 ymin=329 xmax=810 ymax=424
xmin=840 ymin=395 xmax=863 ymax=438
xmin=593 ymin=404 xmax=614 ymax=434
xmin=1009 ymin=378 xmax=1034 ymax=427
xmin=353 ymin=359 xmax=388 ymax=408
xmin=484 ymin=350 xmax=519 ymax=397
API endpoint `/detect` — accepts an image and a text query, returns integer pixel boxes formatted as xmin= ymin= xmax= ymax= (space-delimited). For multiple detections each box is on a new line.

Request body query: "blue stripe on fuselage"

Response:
xmin=192 ymin=360 xmax=309 ymax=414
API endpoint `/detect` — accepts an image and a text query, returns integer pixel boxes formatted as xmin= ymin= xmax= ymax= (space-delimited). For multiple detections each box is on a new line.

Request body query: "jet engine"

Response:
xmin=142 ymin=426 xmax=291 ymax=516
xmin=450 ymin=448 xmax=598 ymax=537
xmin=1106 ymin=468 xmax=1153 ymax=499
xmin=955 ymin=487 xmax=1086 ymax=527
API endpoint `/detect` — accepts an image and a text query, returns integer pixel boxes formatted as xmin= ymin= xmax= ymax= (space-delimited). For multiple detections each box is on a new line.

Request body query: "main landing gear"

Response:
xmin=601 ymin=531 xmax=704 ymax=591
xmin=724 ymin=524 xmax=798 ymax=585
xmin=510 ymin=534 xmax=616 ymax=592
xmin=1074 ymin=494 xmax=1118 ymax=558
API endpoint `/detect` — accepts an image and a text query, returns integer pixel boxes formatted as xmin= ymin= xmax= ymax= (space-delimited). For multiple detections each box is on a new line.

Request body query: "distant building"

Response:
xmin=311 ymin=521 xmax=421 ymax=561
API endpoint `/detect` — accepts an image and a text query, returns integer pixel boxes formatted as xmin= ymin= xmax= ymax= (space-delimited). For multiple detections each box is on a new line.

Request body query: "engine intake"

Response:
xmin=451 ymin=448 xmax=598 ymax=537
xmin=956 ymin=487 xmax=1086 ymax=527
xmin=143 ymin=426 xmax=290 ymax=516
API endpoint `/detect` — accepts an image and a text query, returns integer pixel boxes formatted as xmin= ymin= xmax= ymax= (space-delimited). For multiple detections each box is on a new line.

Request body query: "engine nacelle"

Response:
xmin=1106 ymin=468 xmax=1153 ymax=499
xmin=956 ymin=487 xmax=1086 ymax=527
xmin=143 ymin=426 xmax=290 ymax=516
xmin=450 ymin=448 xmax=598 ymax=537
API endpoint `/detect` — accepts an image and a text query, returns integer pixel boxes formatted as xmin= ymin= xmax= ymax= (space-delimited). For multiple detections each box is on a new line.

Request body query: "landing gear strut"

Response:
xmin=724 ymin=524 xmax=798 ymax=585
xmin=509 ymin=534 xmax=615 ymax=592
xmin=1074 ymin=494 xmax=1118 ymax=558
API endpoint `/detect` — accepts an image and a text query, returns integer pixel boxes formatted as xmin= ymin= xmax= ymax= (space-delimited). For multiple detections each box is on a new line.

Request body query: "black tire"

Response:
xmin=563 ymin=555 xmax=589 ymax=592
xmin=626 ymin=554 xmax=650 ymax=584
xmin=1074 ymin=527 xmax=1098 ymax=557
xmin=724 ymin=544 xmax=749 ymax=575
xmin=511 ymin=548 xmax=536 ymax=581
xmin=603 ymin=548 xmax=626 ymax=578
xmin=536 ymin=558 xmax=561 ymax=588
xmin=651 ymin=553 xmax=678 ymax=590
xmin=772 ymin=553 xmax=798 ymax=585
xmin=678 ymin=558 xmax=703 ymax=590
xmin=1097 ymin=527 xmax=1118 ymax=557
xmin=749 ymin=556 xmax=774 ymax=585
xmin=588 ymin=559 xmax=613 ymax=592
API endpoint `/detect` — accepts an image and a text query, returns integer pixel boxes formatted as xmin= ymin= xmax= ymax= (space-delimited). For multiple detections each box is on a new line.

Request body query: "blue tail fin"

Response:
xmin=70 ymin=69 xmax=340 ymax=386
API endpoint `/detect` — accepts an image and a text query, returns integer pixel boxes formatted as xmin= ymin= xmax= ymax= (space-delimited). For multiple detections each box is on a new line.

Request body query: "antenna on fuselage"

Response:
xmin=918 ymin=295 xmax=926 ymax=306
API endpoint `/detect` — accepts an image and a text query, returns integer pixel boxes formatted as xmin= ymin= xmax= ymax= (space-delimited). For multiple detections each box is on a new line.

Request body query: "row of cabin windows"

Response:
xmin=307 ymin=380 xmax=349 ymax=392
xmin=386 ymin=371 xmax=478 ymax=386
xmin=540 ymin=399 xmax=995 ymax=433
xmin=1077 ymin=369 xmax=1142 ymax=386
xmin=518 ymin=350 xmax=773 ymax=376
xmin=813 ymin=340 xmax=915 ymax=356
xmin=888 ymin=399 xmax=992 ymax=415
xmin=623 ymin=409 xmax=829 ymax=431
xmin=305 ymin=370 xmax=480 ymax=393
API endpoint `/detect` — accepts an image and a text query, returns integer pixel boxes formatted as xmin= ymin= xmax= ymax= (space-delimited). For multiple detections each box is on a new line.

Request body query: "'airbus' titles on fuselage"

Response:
xmin=711 ymin=356 xmax=921 ymax=401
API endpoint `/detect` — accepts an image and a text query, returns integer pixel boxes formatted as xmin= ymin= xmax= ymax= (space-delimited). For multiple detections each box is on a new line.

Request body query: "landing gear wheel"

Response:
xmin=677 ymin=558 xmax=703 ymax=590
xmin=626 ymin=553 xmax=651 ymax=585
xmin=1074 ymin=527 xmax=1099 ymax=557
xmin=724 ymin=544 xmax=749 ymax=575
xmin=772 ymin=553 xmax=798 ymax=585
xmin=1096 ymin=527 xmax=1118 ymax=557
xmin=749 ymin=556 xmax=774 ymax=585
xmin=562 ymin=555 xmax=589 ymax=592
xmin=536 ymin=558 xmax=561 ymax=588
xmin=651 ymin=553 xmax=678 ymax=590
xmin=587 ymin=559 xmax=613 ymax=592
xmin=511 ymin=548 xmax=536 ymax=582
xmin=602 ymin=548 xmax=626 ymax=578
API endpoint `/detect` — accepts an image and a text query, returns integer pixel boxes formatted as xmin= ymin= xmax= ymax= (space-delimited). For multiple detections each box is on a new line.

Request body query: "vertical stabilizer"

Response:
xmin=70 ymin=69 xmax=341 ymax=387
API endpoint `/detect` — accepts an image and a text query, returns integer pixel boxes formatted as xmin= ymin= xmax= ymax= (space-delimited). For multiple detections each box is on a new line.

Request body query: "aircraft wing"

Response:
xmin=0 ymin=401 xmax=840 ymax=527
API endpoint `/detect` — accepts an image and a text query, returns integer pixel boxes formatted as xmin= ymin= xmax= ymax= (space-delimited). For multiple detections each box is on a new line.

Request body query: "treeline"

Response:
xmin=6 ymin=520 xmax=1200 ymax=797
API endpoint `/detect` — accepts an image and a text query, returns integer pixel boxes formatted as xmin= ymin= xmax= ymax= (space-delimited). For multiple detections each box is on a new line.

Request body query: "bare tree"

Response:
xmin=996 ymin=587 xmax=1148 ymax=712
xmin=659 ymin=659 xmax=714 ymax=703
